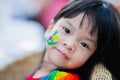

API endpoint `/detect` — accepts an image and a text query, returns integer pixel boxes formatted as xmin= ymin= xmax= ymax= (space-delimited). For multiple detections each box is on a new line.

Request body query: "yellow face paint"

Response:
xmin=47 ymin=30 xmax=60 ymax=45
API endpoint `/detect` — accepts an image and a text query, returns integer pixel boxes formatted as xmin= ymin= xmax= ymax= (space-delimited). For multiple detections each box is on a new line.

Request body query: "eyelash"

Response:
xmin=63 ymin=27 xmax=89 ymax=49
xmin=80 ymin=42 xmax=89 ymax=49
xmin=63 ymin=27 xmax=70 ymax=34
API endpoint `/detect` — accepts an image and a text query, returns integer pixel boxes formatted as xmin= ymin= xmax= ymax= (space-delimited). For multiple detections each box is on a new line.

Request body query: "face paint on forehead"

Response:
xmin=47 ymin=30 xmax=60 ymax=45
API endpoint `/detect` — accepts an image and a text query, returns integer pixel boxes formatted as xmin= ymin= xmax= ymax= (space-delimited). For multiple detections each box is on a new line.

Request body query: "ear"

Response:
xmin=44 ymin=20 xmax=54 ymax=38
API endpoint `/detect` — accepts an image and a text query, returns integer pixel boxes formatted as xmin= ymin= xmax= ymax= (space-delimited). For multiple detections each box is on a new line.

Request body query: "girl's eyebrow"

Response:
xmin=64 ymin=20 xmax=74 ymax=29
xmin=64 ymin=20 xmax=97 ymax=47
xmin=86 ymin=37 xmax=97 ymax=47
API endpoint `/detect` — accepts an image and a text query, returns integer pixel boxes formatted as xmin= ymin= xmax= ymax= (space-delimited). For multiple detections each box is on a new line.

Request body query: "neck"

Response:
xmin=33 ymin=51 xmax=58 ymax=78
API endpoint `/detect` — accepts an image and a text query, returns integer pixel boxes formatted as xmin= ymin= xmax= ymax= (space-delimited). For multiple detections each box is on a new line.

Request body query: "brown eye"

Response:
xmin=63 ymin=27 xmax=70 ymax=34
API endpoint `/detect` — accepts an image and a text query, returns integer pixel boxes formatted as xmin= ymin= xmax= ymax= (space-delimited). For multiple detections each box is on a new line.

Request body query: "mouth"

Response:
xmin=55 ymin=47 xmax=69 ymax=59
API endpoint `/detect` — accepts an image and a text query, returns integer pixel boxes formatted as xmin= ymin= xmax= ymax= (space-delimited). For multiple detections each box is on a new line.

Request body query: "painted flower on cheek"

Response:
xmin=47 ymin=30 xmax=60 ymax=45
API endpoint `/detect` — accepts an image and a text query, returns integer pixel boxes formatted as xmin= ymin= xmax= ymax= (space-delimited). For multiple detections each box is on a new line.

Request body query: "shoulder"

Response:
xmin=90 ymin=63 xmax=112 ymax=80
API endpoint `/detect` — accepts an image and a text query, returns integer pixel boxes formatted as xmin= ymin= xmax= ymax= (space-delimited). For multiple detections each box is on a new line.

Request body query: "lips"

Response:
xmin=55 ymin=47 xmax=69 ymax=59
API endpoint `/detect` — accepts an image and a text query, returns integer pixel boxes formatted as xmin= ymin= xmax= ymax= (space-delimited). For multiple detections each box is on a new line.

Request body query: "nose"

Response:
xmin=62 ymin=40 xmax=75 ymax=53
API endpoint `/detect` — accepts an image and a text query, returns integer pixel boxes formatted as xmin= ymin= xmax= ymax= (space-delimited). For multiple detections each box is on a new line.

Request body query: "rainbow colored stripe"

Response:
xmin=41 ymin=70 xmax=80 ymax=80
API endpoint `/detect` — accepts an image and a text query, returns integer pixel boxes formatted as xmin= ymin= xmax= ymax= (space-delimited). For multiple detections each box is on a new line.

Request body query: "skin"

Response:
xmin=33 ymin=13 xmax=98 ymax=78
xmin=105 ymin=0 xmax=120 ymax=12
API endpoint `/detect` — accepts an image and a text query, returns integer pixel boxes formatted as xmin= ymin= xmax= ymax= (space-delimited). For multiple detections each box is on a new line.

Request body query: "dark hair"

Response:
xmin=54 ymin=0 xmax=120 ymax=80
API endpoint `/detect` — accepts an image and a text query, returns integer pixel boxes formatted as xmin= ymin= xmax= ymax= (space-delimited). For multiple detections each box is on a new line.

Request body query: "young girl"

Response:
xmin=26 ymin=0 xmax=120 ymax=80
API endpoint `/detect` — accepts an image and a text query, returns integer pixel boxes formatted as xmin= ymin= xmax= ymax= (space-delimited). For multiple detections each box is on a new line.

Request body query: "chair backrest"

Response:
xmin=90 ymin=63 xmax=112 ymax=80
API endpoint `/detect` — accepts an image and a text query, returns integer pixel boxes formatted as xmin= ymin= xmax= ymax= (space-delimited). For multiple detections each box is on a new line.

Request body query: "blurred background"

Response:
xmin=0 ymin=0 xmax=119 ymax=80
xmin=0 ymin=0 xmax=69 ymax=80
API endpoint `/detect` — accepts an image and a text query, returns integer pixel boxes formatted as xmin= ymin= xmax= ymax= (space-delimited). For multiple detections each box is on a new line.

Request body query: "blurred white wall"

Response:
xmin=0 ymin=0 xmax=46 ymax=69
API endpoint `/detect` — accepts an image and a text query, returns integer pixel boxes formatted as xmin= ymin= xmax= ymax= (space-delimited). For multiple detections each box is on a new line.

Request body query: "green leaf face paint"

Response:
xmin=47 ymin=30 xmax=60 ymax=45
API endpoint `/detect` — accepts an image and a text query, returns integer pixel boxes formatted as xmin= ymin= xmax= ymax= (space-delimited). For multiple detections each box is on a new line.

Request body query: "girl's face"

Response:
xmin=45 ymin=14 xmax=98 ymax=69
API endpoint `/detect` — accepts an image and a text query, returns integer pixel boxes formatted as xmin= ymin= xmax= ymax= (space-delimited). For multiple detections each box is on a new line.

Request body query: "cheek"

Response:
xmin=47 ymin=30 xmax=60 ymax=45
xmin=67 ymin=53 xmax=91 ymax=69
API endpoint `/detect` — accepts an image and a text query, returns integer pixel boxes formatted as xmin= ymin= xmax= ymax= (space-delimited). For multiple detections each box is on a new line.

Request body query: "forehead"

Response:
xmin=68 ymin=13 xmax=92 ymax=29
xmin=57 ymin=13 xmax=94 ymax=32
xmin=55 ymin=14 xmax=98 ymax=41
